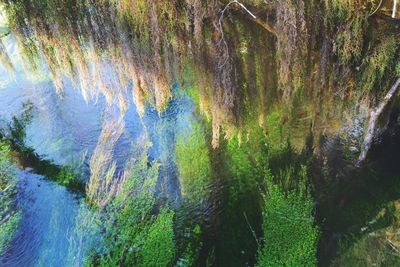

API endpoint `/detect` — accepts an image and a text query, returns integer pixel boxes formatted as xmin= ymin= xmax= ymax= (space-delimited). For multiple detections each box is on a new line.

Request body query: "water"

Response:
xmin=0 ymin=32 xmax=195 ymax=266
xmin=1 ymin=3 xmax=400 ymax=266
xmin=1 ymin=171 xmax=97 ymax=267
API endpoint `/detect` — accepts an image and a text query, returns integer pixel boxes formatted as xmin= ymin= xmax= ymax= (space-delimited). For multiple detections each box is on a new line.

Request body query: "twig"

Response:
xmin=386 ymin=238 xmax=400 ymax=253
xmin=218 ymin=0 xmax=276 ymax=68
xmin=220 ymin=0 xmax=275 ymax=34
xmin=0 ymin=184 xmax=12 ymax=193
xmin=243 ymin=211 xmax=260 ymax=247
xmin=368 ymin=0 xmax=384 ymax=17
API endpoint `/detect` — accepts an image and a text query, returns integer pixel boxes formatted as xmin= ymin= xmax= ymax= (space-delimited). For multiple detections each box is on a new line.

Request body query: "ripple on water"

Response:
xmin=0 ymin=170 xmax=98 ymax=267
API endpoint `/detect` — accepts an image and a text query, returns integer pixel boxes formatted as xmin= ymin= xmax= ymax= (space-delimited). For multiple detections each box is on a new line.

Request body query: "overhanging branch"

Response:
xmin=357 ymin=78 xmax=400 ymax=166
xmin=221 ymin=0 xmax=276 ymax=35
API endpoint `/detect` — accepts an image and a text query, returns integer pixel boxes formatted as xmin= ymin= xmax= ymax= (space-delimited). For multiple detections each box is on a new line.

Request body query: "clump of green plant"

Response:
xmin=335 ymin=15 xmax=366 ymax=64
xmin=175 ymin=120 xmax=211 ymax=204
xmin=87 ymin=153 xmax=177 ymax=266
xmin=256 ymin=171 xmax=319 ymax=267
xmin=140 ymin=209 xmax=175 ymax=267
xmin=396 ymin=61 xmax=400 ymax=76
xmin=53 ymin=166 xmax=82 ymax=190
xmin=264 ymin=107 xmax=289 ymax=152
xmin=0 ymin=210 xmax=21 ymax=252
xmin=0 ymin=140 xmax=21 ymax=253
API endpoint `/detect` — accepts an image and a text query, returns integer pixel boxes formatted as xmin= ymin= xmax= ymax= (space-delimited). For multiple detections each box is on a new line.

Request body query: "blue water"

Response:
xmin=1 ymin=171 xmax=99 ymax=267
xmin=0 ymin=33 xmax=195 ymax=266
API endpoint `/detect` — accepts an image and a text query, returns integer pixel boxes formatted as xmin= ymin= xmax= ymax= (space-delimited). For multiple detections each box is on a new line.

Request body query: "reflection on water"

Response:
xmin=0 ymin=28 xmax=198 ymax=266
xmin=0 ymin=1 xmax=400 ymax=266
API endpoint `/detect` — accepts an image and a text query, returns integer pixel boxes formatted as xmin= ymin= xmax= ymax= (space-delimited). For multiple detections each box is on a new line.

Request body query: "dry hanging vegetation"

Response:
xmin=0 ymin=0 xmax=399 ymax=149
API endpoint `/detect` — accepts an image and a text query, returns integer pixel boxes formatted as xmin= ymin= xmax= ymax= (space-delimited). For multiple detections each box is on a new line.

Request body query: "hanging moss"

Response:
xmin=360 ymin=35 xmax=399 ymax=93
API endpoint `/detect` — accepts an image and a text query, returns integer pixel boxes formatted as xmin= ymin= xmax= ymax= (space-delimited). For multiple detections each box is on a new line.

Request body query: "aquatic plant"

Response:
xmin=256 ymin=171 xmax=319 ymax=267
xmin=0 ymin=140 xmax=21 ymax=253
xmin=140 ymin=209 xmax=176 ymax=267
xmin=361 ymin=35 xmax=399 ymax=93
xmin=86 ymin=148 xmax=177 ymax=266
xmin=175 ymin=120 xmax=212 ymax=204
xmin=0 ymin=1 xmax=400 ymax=266
xmin=87 ymin=118 xmax=125 ymax=206
xmin=0 ymin=209 xmax=21 ymax=252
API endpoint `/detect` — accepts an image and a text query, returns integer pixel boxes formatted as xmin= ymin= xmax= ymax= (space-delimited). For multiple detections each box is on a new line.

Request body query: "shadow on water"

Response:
xmin=315 ymin=110 xmax=400 ymax=266
xmin=0 ymin=105 xmax=85 ymax=192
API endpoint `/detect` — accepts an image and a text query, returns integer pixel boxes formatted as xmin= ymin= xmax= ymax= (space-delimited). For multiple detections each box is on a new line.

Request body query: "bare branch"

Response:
xmin=357 ymin=78 xmax=400 ymax=166
xmin=218 ymin=0 xmax=275 ymax=68
xmin=393 ymin=0 xmax=398 ymax=18
xmin=219 ymin=0 xmax=276 ymax=36
xmin=368 ymin=0 xmax=384 ymax=17
xmin=243 ymin=211 xmax=261 ymax=247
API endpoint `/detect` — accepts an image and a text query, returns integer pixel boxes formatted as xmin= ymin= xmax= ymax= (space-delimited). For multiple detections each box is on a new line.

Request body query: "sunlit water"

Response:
xmin=0 ymin=33 xmax=196 ymax=265
xmin=1 ymin=171 xmax=98 ymax=267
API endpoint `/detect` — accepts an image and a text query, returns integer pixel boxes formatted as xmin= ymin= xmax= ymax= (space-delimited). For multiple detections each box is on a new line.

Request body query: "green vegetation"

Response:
xmin=140 ymin=210 xmax=175 ymax=267
xmin=256 ymin=173 xmax=319 ymax=267
xmin=176 ymin=120 xmax=211 ymax=204
xmin=0 ymin=140 xmax=21 ymax=253
xmin=0 ymin=106 xmax=84 ymax=192
xmin=1 ymin=0 xmax=400 ymax=266
xmin=87 ymin=153 xmax=176 ymax=266
xmin=0 ymin=210 xmax=21 ymax=252
xmin=361 ymin=36 xmax=399 ymax=93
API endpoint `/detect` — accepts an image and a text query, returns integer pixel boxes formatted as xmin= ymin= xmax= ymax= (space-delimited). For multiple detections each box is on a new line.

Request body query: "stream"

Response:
xmin=1 ymin=171 xmax=95 ymax=267
xmin=1 ymin=2 xmax=400 ymax=266
xmin=0 ymin=33 xmax=194 ymax=266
